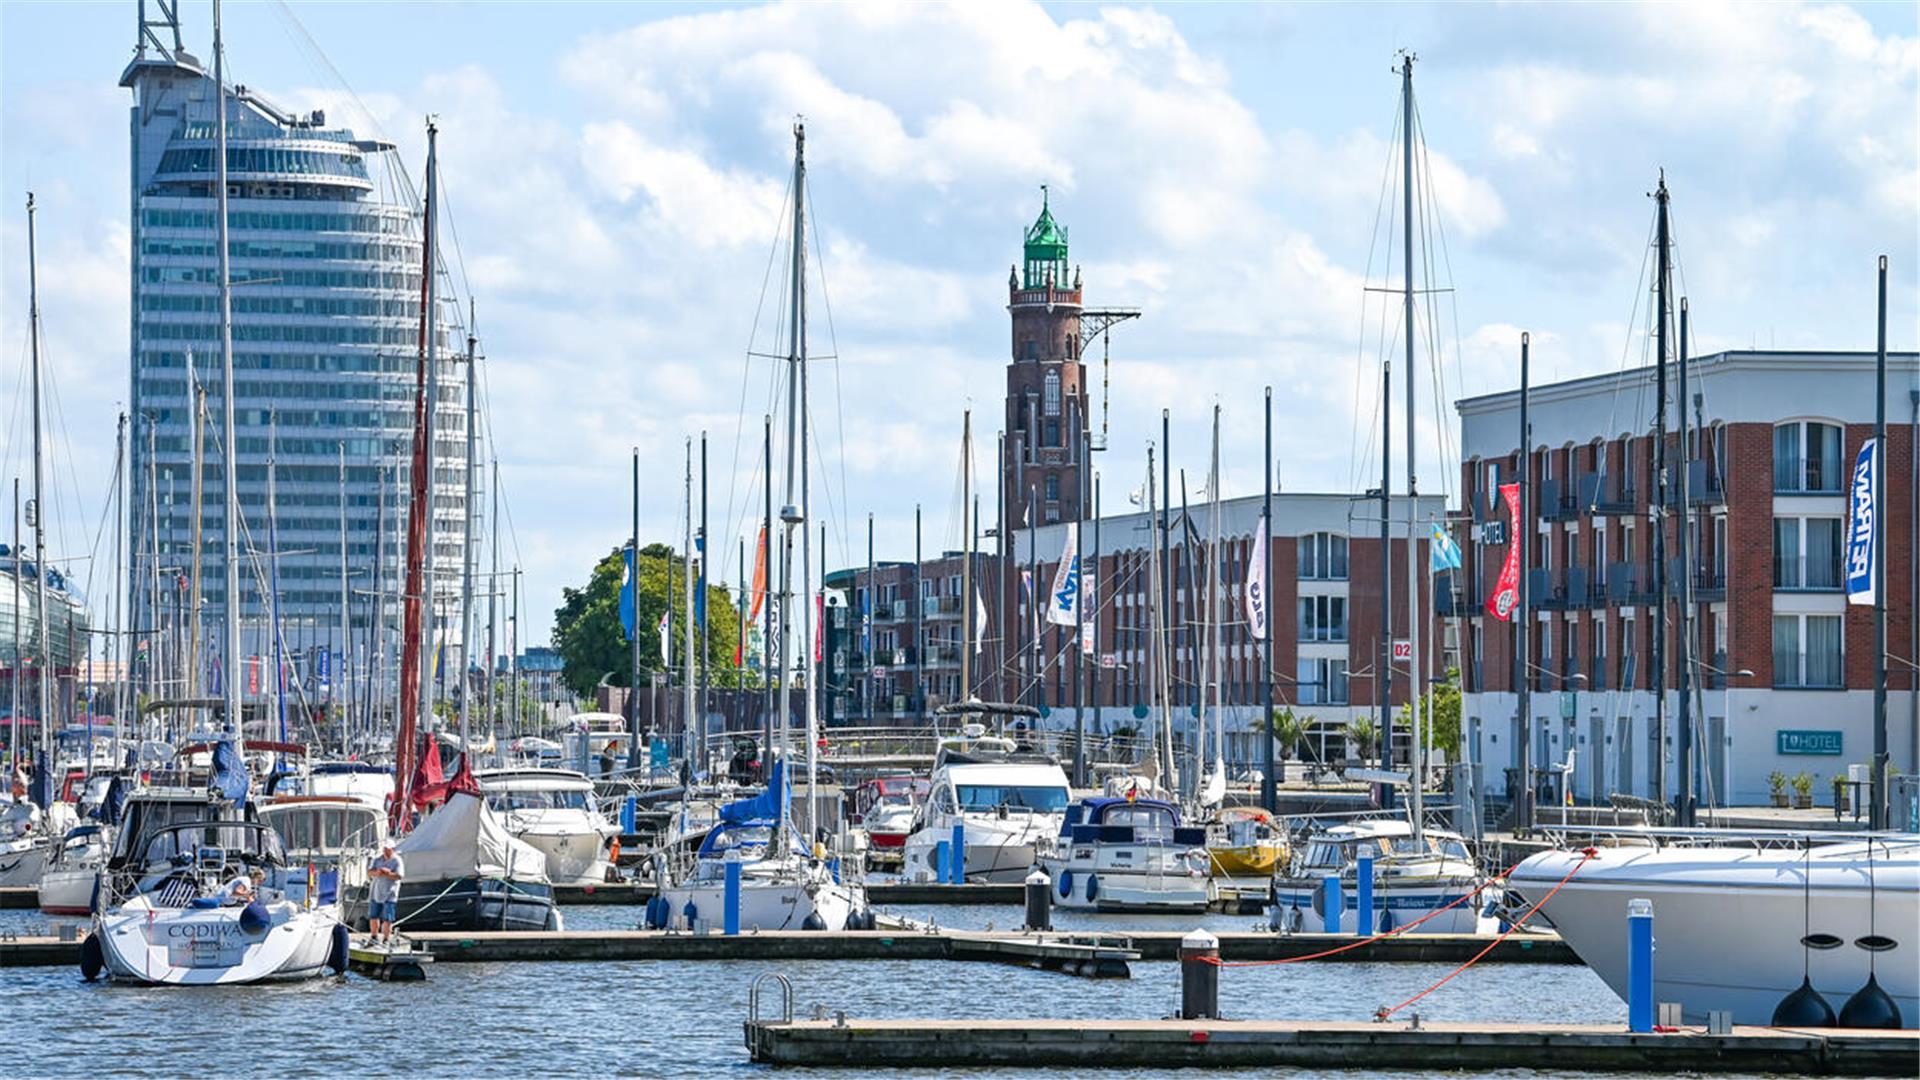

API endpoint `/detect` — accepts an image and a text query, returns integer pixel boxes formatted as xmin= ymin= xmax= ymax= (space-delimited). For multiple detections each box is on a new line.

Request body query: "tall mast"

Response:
xmin=417 ymin=124 xmax=441 ymax=748
xmin=628 ymin=447 xmax=640 ymax=770
xmin=1260 ymin=386 xmax=1275 ymax=811
xmin=699 ymin=431 xmax=710 ymax=766
xmin=338 ymin=440 xmax=350 ymax=755
xmin=269 ymin=414 xmax=286 ymax=749
xmin=10 ymin=480 xmax=19 ymax=772
xmin=112 ymin=414 xmax=126 ymax=762
xmin=1206 ymin=404 xmax=1223 ymax=803
xmin=1516 ymin=332 xmax=1533 ymax=832
xmin=961 ymin=410 xmax=974 ymax=702
xmin=489 ymin=456 xmax=500 ymax=745
xmin=458 ymin=314 xmax=477 ymax=752
xmin=1401 ymin=53 xmax=1425 ymax=840
xmin=188 ymin=375 xmax=204 ymax=717
xmin=1650 ymin=173 xmax=1671 ymax=807
xmin=1675 ymin=295 xmax=1696 ymax=825
xmin=682 ymin=440 xmax=695 ymax=766
xmin=25 ymin=193 xmax=53 ymax=772
xmin=212 ymin=0 xmax=241 ymax=737
xmin=396 ymin=119 xmax=439 ymax=818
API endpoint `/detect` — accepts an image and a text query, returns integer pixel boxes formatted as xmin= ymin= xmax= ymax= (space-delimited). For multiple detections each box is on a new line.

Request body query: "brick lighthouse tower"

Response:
xmin=1003 ymin=188 xmax=1088 ymax=530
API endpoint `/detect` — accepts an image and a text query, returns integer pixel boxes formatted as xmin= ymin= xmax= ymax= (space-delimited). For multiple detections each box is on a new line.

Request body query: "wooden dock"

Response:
xmin=742 ymin=1017 xmax=1919 ymax=1073
xmin=346 ymin=934 xmax=433 ymax=981
xmin=549 ymin=880 xmax=1025 ymax=906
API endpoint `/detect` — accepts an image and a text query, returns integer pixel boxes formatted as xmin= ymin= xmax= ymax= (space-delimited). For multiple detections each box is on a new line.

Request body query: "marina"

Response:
xmin=0 ymin=0 xmax=1915 ymax=1075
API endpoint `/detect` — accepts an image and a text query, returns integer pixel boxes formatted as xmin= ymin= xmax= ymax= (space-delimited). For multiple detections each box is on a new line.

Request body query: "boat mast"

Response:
xmin=189 ymin=378 xmax=204 ymax=726
xmin=396 ymin=120 xmax=440 ymax=820
xmin=1651 ymin=174 xmax=1671 ymax=808
xmin=212 ymin=0 xmax=241 ymax=739
xmin=459 ymin=312 xmax=477 ymax=754
xmin=1675 ymin=295 xmax=1696 ymax=826
xmin=269 ymin=413 xmax=286 ymax=752
xmin=1401 ymin=53 xmax=1425 ymax=842
xmin=1206 ymin=405 xmax=1223 ymax=803
xmin=26 ymin=193 xmax=51 ymax=770
xmin=112 ymin=413 xmax=126 ymax=763
xmin=774 ymin=123 xmax=807 ymax=835
xmin=961 ymin=409 xmax=973 ymax=702
xmin=795 ymin=126 xmax=821 ymax=843
xmin=338 ymin=440 xmax=350 ymax=756
xmin=682 ymin=440 xmax=695 ymax=766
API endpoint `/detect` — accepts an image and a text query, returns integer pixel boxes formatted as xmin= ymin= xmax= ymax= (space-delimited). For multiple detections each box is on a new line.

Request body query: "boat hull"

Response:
xmin=660 ymin=877 xmax=859 ymax=932
xmin=902 ymin=818 xmax=1055 ymax=883
xmin=94 ymin=900 xmax=340 ymax=985
xmin=1512 ymin=843 xmax=1919 ymax=1028
xmin=38 ymin=866 xmax=97 ymax=915
xmin=1272 ymin=875 xmax=1482 ymax=935
xmin=0 ymin=837 xmax=50 ymax=888
xmin=393 ymin=877 xmax=562 ymax=934
xmin=1039 ymin=859 xmax=1209 ymax=913
xmin=1208 ymin=844 xmax=1284 ymax=878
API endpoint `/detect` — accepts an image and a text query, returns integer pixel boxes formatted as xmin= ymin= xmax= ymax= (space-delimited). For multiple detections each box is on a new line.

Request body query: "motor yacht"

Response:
xmin=477 ymin=768 xmax=620 ymax=885
xmin=1039 ymin=796 xmax=1209 ymax=912
xmin=1271 ymin=817 xmax=1483 ymax=934
xmin=1511 ymin=834 xmax=1918 ymax=1027
xmin=1206 ymin=806 xmax=1288 ymax=879
xmin=901 ymin=726 xmax=1071 ymax=883
xmin=851 ymin=776 xmax=927 ymax=866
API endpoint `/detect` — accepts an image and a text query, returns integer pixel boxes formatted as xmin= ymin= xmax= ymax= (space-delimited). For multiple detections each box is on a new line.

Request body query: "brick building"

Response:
xmin=1452 ymin=350 xmax=1919 ymax=807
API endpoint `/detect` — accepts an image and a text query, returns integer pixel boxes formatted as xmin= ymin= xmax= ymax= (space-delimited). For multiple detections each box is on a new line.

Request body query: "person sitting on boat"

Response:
xmin=221 ymin=868 xmax=264 ymax=905
xmin=368 ymin=842 xmax=404 ymax=944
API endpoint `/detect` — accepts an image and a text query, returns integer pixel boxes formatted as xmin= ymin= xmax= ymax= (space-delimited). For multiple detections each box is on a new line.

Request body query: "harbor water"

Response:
xmin=2 ymin=907 xmax=1623 ymax=1076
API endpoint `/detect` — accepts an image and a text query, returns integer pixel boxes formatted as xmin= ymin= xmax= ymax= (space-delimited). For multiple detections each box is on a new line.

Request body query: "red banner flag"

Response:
xmin=1485 ymin=482 xmax=1522 ymax=622
xmin=247 ymin=655 xmax=261 ymax=694
xmin=749 ymin=524 xmax=769 ymax=622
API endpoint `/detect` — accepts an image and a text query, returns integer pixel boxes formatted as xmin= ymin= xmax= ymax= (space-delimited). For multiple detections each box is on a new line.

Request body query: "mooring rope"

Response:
xmin=1373 ymin=847 xmax=1597 ymax=1020
xmin=1203 ymin=854 xmax=1533 ymax=969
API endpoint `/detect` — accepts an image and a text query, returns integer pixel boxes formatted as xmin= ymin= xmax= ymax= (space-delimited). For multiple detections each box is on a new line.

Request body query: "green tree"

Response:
xmin=552 ymin=543 xmax=743 ymax=702
xmin=1395 ymin=667 xmax=1462 ymax=758
xmin=1342 ymin=716 xmax=1380 ymax=758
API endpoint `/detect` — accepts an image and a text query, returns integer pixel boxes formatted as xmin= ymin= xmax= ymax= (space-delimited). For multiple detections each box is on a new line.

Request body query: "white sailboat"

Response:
xmin=655 ymin=123 xmax=864 ymax=931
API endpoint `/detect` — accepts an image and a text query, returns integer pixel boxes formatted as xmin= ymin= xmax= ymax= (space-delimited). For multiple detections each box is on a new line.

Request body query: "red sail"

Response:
xmin=393 ymin=131 xmax=437 ymax=831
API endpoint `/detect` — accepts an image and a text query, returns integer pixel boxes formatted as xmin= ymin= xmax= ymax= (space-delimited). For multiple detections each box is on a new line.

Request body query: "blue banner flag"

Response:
xmin=1845 ymin=438 xmax=1878 ymax=605
xmin=1429 ymin=522 xmax=1462 ymax=573
xmin=694 ymin=536 xmax=707 ymax=630
xmin=619 ymin=546 xmax=637 ymax=639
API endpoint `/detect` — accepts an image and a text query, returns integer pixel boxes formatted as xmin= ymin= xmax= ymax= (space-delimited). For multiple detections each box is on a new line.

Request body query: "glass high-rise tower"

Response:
xmin=120 ymin=5 xmax=471 ymax=722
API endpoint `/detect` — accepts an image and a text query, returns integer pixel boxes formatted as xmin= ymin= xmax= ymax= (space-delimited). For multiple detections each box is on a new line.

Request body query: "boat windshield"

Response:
xmin=139 ymin=823 xmax=285 ymax=868
xmin=487 ymin=789 xmax=590 ymax=812
xmin=1102 ymin=804 xmax=1177 ymax=839
xmin=956 ymin=785 xmax=1068 ymax=814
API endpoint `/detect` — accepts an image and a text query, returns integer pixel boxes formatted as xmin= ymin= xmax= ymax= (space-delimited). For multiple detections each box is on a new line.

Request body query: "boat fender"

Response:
xmin=1085 ymin=874 xmax=1099 ymax=903
xmin=239 ymin=899 xmax=272 ymax=936
xmin=644 ymin=895 xmax=669 ymax=930
xmin=681 ymin=900 xmax=699 ymax=928
xmin=1057 ymin=869 xmax=1072 ymax=899
xmin=1378 ymin=907 xmax=1395 ymax=933
xmin=1771 ymin=976 xmax=1837 ymax=1027
xmin=802 ymin=910 xmax=828 ymax=931
xmin=78 ymin=932 xmax=104 ymax=981
xmin=328 ymin=923 xmax=350 ymax=975
xmin=1838 ymin=973 xmax=1904 ymax=1029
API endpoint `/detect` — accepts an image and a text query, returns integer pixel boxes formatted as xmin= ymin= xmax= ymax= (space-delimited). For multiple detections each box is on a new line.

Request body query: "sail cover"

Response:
xmin=395 ymin=790 xmax=550 ymax=883
xmin=211 ymin=739 xmax=249 ymax=805
xmin=717 ymin=760 xmax=788 ymax=826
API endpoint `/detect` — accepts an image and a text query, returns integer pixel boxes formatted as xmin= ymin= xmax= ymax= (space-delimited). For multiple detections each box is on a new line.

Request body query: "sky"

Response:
xmin=1 ymin=0 xmax=1915 ymax=646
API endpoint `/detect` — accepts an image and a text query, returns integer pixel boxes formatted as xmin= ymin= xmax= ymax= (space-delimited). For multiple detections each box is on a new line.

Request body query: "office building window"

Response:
xmin=1297 ymin=595 xmax=1347 ymax=642
xmin=1295 ymin=657 xmax=1349 ymax=705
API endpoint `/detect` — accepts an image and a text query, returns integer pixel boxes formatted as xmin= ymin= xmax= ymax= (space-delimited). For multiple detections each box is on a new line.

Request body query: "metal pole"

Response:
xmin=1871 ymin=255 xmax=1888 ymax=830
xmin=113 ymin=417 xmax=126 ymax=763
xmin=1517 ymin=332 xmax=1533 ymax=832
xmin=1086 ymin=478 xmax=1099 ymax=783
xmin=1651 ymin=174 xmax=1670 ymax=806
xmin=1262 ymin=385 xmax=1275 ymax=811
xmin=700 ymin=431 xmax=710 ymax=759
xmin=865 ymin=513 xmax=874 ymax=721
xmin=914 ymin=504 xmax=924 ymax=715
xmin=1073 ymin=418 xmax=1086 ymax=787
xmin=1161 ymin=409 xmax=1171 ymax=716
xmin=1675 ymin=299 xmax=1695 ymax=826
xmin=1026 ymin=491 xmax=1038 ymax=710
xmin=27 ymin=194 xmax=52 ymax=768
xmin=683 ymin=440 xmax=696 ymax=768
xmin=338 ymin=441 xmax=350 ymax=755
xmin=488 ymin=457 xmax=499 ymax=742
xmin=1401 ymin=54 xmax=1423 ymax=834
xmin=762 ymin=415 xmax=773 ymax=760
xmin=459 ymin=321 xmax=477 ymax=752
xmin=629 ymin=447 xmax=642 ymax=769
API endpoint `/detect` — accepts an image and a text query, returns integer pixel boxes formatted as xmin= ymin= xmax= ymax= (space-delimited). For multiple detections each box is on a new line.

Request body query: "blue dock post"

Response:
xmin=934 ymin=840 xmax=950 ymax=884
xmin=723 ymin=860 xmax=742 ymax=936
xmin=620 ymin=796 xmax=637 ymax=835
xmin=1627 ymin=898 xmax=1654 ymax=1032
xmin=1321 ymin=873 xmax=1342 ymax=934
xmin=1355 ymin=853 xmax=1374 ymax=934
xmin=949 ymin=823 xmax=967 ymax=884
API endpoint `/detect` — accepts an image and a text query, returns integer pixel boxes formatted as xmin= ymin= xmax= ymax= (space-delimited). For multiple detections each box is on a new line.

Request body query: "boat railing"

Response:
xmin=1532 ymin=823 xmax=1920 ymax=851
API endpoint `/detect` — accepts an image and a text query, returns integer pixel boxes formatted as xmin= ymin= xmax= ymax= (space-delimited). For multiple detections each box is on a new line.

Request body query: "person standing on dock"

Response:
xmin=368 ymin=842 xmax=404 ymax=944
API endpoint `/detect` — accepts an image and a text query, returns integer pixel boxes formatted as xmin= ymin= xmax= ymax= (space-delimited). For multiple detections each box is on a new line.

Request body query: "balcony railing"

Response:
xmin=1540 ymin=478 xmax=1578 ymax=522
xmin=1580 ymin=472 xmax=1635 ymax=514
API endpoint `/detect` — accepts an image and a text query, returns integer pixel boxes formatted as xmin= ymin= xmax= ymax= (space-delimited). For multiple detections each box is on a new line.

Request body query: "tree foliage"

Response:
xmin=1396 ymin=667 xmax=1462 ymax=757
xmin=552 ymin=543 xmax=744 ymax=701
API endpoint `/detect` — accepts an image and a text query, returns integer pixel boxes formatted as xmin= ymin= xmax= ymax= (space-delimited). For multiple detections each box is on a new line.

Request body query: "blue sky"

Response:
xmin=3 ymin=0 xmax=1915 ymax=643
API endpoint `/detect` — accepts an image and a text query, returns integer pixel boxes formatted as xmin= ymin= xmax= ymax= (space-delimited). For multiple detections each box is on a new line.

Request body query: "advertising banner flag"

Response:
xmin=1845 ymin=438 xmax=1879 ymax=606
xmin=1046 ymin=524 xmax=1080 ymax=627
xmin=1244 ymin=516 xmax=1269 ymax=642
xmin=1485 ymin=483 xmax=1522 ymax=622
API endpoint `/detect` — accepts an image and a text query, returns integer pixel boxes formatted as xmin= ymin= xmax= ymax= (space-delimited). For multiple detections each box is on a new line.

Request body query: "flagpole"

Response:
xmin=914 ymin=503 xmax=924 ymax=721
xmin=1871 ymin=254 xmax=1888 ymax=830
xmin=1073 ymin=414 xmax=1086 ymax=788
xmin=865 ymin=512 xmax=874 ymax=723
xmin=628 ymin=446 xmax=641 ymax=770
xmin=1261 ymin=385 xmax=1275 ymax=812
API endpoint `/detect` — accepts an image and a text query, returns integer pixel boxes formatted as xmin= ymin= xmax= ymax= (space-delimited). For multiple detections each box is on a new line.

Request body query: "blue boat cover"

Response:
xmin=211 ymin=739 xmax=250 ymax=805
xmin=717 ymin=760 xmax=788 ymax=826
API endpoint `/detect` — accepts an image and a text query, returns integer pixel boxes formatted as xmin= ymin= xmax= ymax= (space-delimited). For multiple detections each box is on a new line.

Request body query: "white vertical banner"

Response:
xmin=1845 ymin=437 xmax=1879 ymax=606
xmin=973 ymin=588 xmax=988 ymax=655
xmin=1079 ymin=563 xmax=1096 ymax=652
xmin=1244 ymin=515 xmax=1269 ymax=642
xmin=1046 ymin=523 xmax=1080 ymax=626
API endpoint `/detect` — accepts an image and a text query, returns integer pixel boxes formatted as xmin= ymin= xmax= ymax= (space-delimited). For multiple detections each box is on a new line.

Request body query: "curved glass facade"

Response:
xmin=126 ymin=58 xmax=472 ymax=712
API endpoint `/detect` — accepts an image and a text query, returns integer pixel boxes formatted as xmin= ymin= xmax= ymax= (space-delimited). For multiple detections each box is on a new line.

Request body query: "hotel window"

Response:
xmin=1295 ymin=657 xmax=1349 ymax=705
xmin=1297 ymin=595 xmax=1347 ymax=642
xmin=1773 ymin=421 xmax=1843 ymax=493
xmin=1298 ymin=532 xmax=1348 ymax=580
xmin=1774 ymin=613 xmax=1843 ymax=688
xmin=1773 ymin=517 xmax=1843 ymax=590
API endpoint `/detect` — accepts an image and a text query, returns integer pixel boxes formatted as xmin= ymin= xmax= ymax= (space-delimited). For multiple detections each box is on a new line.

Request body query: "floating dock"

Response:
xmin=346 ymin=935 xmax=433 ymax=981
xmin=0 ymin=888 xmax=36 ymax=910
xmin=550 ymin=881 xmax=1026 ymax=906
xmin=0 ymin=928 xmax=1573 ymax=968
xmin=741 ymin=1017 xmax=1919 ymax=1074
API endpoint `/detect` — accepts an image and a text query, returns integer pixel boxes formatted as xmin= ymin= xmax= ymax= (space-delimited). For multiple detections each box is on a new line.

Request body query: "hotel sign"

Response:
xmin=1776 ymin=730 xmax=1843 ymax=756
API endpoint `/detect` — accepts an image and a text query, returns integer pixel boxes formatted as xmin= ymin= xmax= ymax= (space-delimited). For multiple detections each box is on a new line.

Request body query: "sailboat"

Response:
xmin=654 ymin=124 xmax=866 ymax=931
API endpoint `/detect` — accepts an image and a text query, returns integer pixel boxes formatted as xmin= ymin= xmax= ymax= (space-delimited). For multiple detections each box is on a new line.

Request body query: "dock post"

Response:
xmin=1355 ymin=853 xmax=1374 ymax=934
xmin=1321 ymin=874 xmax=1342 ymax=934
xmin=1180 ymin=929 xmax=1221 ymax=1019
xmin=724 ymin=860 xmax=742 ymax=936
xmin=949 ymin=822 xmax=967 ymax=884
xmin=621 ymin=796 xmax=637 ymax=834
xmin=934 ymin=840 xmax=950 ymax=884
xmin=1024 ymin=868 xmax=1052 ymax=932
xmin=1627 ymin=898 xmax=1654 ymax=1032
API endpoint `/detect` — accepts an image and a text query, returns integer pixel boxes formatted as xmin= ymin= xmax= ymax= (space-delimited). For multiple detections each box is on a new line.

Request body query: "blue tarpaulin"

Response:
xmin=717 ymin=760 xmax=787 ymax=826
xmin=211 ymin=739 xmax=249 ymax=805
